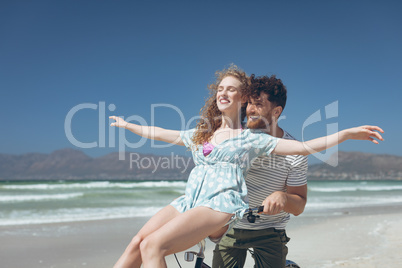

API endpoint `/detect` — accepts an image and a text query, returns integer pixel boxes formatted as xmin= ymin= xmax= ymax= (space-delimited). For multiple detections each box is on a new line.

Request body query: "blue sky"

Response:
xmin=1 ymin=0 xmax=401 ymax=163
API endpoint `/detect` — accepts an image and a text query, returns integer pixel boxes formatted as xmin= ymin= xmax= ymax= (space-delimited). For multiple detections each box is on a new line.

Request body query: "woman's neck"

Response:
xmin=209 ymin=114 xmax=243 ymax=146
xmin=219 ymin=113 xmax=242 ymax=130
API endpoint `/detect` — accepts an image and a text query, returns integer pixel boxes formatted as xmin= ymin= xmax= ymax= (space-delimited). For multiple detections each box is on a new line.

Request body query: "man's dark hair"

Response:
xmin=248 ymin=74 xmax=287 ymax=110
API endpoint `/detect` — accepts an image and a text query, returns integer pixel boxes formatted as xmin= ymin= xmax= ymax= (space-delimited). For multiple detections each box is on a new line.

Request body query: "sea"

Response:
xmin=1 ymin=180 xmax=402 ymax=227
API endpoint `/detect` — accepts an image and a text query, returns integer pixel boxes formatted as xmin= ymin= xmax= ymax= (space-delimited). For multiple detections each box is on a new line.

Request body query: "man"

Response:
xmin=212 ymin=74 xmax=308 ymax=268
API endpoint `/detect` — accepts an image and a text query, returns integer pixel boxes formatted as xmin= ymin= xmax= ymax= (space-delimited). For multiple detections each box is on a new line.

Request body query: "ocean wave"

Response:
xmin=0 ymin=206 xmax=163 ymax=226
xmin=0 ymin=181 xmax=187 ymax=190
xmin=306 ymin=195 xmax=402 ymax=210
xmin=309 ymin=185 xmax=402 ymax=193
xmin=0 ymin=193 xmax=84 ymax=203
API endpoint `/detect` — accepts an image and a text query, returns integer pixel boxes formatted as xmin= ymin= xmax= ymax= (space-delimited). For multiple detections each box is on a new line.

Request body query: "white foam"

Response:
xmin=0 ymin=193 xmax=84 ymax=203
xmin=0 ymin=180 xmax=187 ymax=190
xmin=309 ymin=184 xmax=402 ymax=193
xmin=0 ymin=206 xmax=163 ymax=226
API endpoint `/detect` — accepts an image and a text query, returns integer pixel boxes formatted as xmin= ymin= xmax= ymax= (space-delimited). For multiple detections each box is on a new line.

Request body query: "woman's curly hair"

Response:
xmin=191 ymin=64 xmax=250 ymax=147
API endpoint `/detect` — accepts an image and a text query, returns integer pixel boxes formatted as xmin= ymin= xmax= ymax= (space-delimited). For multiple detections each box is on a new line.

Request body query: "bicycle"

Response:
xmin=176 ymin=206 xmax=301 ymax=268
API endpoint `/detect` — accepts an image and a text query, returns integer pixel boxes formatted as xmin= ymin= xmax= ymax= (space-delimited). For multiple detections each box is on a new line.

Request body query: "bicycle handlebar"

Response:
xmin=245 ymin=206 xmax=264 ymax=223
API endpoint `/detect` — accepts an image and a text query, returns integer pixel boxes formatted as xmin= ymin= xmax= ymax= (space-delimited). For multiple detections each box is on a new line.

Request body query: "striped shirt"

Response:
xmin=235 ymin=130 xmax=308 ymax=230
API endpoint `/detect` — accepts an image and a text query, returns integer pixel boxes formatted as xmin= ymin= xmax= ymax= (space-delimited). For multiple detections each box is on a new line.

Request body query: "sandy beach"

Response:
xmin=286 ymin=206 xmax=402 ymax=268
xmin=1 ymin=205 xmax=401 ymax=268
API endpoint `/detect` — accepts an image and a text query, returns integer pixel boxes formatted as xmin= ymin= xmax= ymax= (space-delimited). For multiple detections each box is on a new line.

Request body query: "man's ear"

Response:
xmin=274 ymin=106 xmax=283 ymax=118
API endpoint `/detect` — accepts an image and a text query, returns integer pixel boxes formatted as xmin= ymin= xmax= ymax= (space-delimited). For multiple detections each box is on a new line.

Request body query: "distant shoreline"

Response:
xmin=1 ymin=178 xmax=402 ymax=183
xmin=1 ymin=149 xmax=401 ymax=181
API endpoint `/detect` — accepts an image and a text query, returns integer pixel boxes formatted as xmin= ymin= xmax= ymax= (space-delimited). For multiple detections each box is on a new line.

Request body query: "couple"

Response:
xmin=110 ymin=65 xmax=383 ymax=268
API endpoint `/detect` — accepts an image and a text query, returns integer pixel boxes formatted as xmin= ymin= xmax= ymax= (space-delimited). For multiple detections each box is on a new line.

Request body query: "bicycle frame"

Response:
xmin=184 ymin=239 xmax=211 ymax=268
xmin=183 ymin=206 xmax=263 ymax=268
xmin=182 ymin=206 xmax=301 ymax=268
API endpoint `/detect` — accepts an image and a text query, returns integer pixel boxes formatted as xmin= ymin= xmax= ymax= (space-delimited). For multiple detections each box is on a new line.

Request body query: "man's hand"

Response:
xmin=261 ymin=191 xmax=288 ymax=215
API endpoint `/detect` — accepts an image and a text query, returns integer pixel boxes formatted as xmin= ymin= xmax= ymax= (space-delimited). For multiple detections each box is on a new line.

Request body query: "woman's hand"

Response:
xmin=108 ymin=115 xmax=184 ymax=146
xmin=274 ymin=125 xmax=384 ymax=156
xmin=343 ymin=125 xmax=384 ymax=144
xmin=109 ymin=116 xmax=128 ymax=128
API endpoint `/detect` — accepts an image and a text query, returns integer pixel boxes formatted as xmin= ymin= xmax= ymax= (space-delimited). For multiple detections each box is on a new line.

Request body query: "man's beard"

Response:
xmin=246 ymin=116 xmax=270 ymax=131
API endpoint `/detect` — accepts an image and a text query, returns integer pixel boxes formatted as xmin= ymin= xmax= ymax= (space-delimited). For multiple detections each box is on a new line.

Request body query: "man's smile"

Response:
xmin=248 ymin=115 xmax=261 ymax=121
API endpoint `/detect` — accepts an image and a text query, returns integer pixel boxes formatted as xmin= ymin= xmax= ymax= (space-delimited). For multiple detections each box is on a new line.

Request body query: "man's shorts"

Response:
xmin=213 ymin=227 xmax=290 ymax=268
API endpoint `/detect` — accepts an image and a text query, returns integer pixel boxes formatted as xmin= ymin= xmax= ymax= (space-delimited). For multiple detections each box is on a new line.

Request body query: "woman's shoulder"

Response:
xmin=246 ymin=129 xmax=274 ymax=137
xmin=180 ymin=128 xmax=197 ymax=147
xmin=243 ymin=129 xmax=279 ymax=145
xmin=181 ymin=128 xmax=196 ymax=136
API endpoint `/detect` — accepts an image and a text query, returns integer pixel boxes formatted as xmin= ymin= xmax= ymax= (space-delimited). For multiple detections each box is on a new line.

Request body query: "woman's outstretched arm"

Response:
xmin=109 ymin=116 xmax=185 ymax=146
xmin=273 ymin=125 xmax=384 ymax=156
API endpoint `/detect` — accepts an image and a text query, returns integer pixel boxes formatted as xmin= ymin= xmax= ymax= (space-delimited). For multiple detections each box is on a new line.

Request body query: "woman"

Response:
xmin=110 ymin=65 xmax=383 ymax=268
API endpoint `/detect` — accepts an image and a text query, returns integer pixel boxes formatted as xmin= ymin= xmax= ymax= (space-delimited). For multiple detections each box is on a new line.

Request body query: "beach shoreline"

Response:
xmin=1 ymin=204 xmax=402 ymax=268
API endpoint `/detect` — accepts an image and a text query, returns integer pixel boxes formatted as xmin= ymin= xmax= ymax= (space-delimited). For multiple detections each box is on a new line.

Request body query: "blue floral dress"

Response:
xmin=170 ymin=128 xmax=279 ymax=223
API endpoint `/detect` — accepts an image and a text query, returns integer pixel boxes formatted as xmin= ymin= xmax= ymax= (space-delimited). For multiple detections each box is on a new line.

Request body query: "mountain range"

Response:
xmin=0 ymin=148 xmax=194 ymax=181
xmin=308 ymin=151 xmax=402 ymax=180
xmin=0 ymin=149 xmax=401 ymax=181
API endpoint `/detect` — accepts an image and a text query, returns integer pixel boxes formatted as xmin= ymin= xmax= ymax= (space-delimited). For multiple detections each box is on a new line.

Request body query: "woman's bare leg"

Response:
xmin=140 ymin=207 xmax=233 ymax=268
xmin=113 ymin=205 xmax=180 ymax=268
